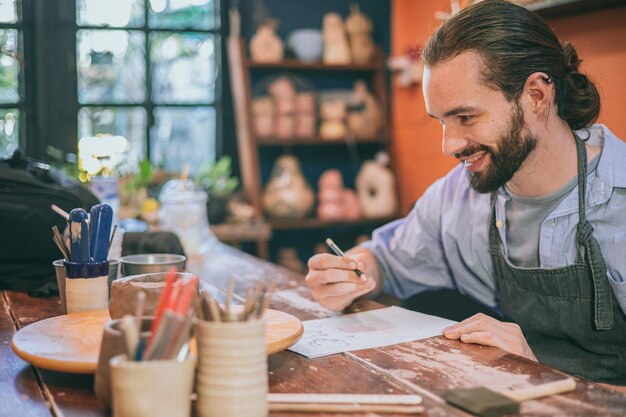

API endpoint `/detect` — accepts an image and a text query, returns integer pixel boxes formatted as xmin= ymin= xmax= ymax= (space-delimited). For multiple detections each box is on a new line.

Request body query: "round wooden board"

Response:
xmin=11 ymin=309 xmax=303 ymax=374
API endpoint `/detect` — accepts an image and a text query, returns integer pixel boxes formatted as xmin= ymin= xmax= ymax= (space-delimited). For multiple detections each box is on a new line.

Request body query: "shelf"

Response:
xmin=257 ymin=137 xmax=386 ymax=146
xmin=247 ymin=59 xmax=381 ymax=72
xmin=211 ymin=222 xmax=272 ymax=242
xmin=526 ymin=0 xmax=626 ymax=18
xmin=268 ymin=216 xmax=396 ymax=230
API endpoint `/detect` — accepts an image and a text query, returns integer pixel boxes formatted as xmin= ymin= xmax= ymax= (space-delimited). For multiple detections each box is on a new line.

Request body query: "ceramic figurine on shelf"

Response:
xmin=250 ymin=23 xmax=284 ymax=63
xmin=355 ymin=152 xmax=397 ymax=219
xmin=251 ymin=96 xmax=275 ymax=138
xmin=268 ymin=77 xmax=297 ymax=139
xmin=295 ymin=92 xmax=317 ymax=139
xmin=322 ymin=12 xmax=351 ymax=65
xmin=262 ymin=155 xmax=314 ymax=219
xmin=345 ymin=3 xmax=375 ymax=64
xmin=347 ymin=80 xmax=382 ymax=139
xmin=319 ymin=100 xmax=347 ymax=140
xmin=317 ymin=169 xmax=361 ymax=221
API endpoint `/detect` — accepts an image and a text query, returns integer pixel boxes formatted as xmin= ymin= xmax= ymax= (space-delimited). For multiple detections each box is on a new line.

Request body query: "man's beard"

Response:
xmin=463 ymin=102 xmax=538 ymax=193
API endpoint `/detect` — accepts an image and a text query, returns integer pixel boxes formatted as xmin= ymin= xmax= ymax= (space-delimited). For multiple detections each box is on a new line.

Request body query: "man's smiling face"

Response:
xmin=423 ymin=51 xmax=538 ymax=193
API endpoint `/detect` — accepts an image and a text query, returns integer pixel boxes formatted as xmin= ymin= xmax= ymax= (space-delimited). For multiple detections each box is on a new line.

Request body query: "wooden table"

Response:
xmin=2 ymin=242 xmax=625 ymax=416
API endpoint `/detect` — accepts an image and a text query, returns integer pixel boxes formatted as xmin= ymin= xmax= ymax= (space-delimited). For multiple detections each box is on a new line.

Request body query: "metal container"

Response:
xmin=120 ymin=253 xmax=186 ymax=277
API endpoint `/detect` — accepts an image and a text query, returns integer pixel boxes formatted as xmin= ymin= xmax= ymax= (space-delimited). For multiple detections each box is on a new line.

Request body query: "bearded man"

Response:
xmin=305 ymin=0 xmax=626 ymax=386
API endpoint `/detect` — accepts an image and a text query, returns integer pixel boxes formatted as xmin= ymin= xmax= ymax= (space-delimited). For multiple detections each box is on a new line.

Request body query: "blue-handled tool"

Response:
xmin=69 ymin=208 xmax=90 ymax=263
xmin=90 ymin=203 xmax=113 ymax=262
xmin=89 ymin=204 xmax=101 ymax=257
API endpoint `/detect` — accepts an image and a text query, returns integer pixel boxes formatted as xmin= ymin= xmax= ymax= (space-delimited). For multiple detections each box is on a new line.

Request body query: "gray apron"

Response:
xmin=488 ymin=134 xmax=626 ymax=384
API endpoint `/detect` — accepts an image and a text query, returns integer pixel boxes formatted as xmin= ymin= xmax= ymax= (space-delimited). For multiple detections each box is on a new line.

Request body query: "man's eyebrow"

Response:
xmin=427 ymin=106 xmax=478 ymax=119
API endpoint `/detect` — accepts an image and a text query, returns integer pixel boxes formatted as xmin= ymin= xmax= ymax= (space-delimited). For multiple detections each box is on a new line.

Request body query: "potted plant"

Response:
xmin=196 ymin=156 xmax=239 ymax=224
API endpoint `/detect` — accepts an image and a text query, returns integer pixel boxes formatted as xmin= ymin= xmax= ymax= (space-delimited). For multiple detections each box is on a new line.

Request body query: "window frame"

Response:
xmin=15 ymin=0 xmax=229 ymax=169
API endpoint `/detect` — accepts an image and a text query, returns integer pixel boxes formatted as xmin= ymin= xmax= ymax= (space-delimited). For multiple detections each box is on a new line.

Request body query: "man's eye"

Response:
xmin=459 ymin=115 xmax=472 ymax=123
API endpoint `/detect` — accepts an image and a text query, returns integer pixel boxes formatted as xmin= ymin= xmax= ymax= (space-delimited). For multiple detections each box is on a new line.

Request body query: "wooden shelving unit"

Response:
xmin=268 ymin=216 xmax=395 ymax=231
xmin=227 ymin=9 xmax=397 ymax=259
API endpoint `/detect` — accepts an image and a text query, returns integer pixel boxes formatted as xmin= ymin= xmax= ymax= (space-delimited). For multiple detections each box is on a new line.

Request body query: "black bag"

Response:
xmin=0 ymin=150 xmax=100 ymax=294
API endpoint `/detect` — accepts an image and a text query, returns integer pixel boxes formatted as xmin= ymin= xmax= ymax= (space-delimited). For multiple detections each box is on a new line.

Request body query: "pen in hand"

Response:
xmin=325 ymin=238 xmax=367 ymax=282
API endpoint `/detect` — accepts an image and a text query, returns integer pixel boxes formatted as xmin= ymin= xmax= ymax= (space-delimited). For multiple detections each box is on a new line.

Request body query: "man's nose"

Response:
xmin=441 ymin=125 xmax=469 ymax=157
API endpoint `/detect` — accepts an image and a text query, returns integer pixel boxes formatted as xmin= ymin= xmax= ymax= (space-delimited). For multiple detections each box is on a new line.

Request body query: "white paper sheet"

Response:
xmin=288 ymin=306 xmax=457 ymax=358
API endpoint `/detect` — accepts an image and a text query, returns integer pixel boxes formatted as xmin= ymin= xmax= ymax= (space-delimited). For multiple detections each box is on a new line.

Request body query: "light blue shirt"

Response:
xmin=362 ymin=125 xmax=626 ymax=314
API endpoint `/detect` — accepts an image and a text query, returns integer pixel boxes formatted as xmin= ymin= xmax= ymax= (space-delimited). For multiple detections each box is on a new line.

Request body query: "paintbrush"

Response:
xmin=441 ymin=377 xmax=576 ymax=417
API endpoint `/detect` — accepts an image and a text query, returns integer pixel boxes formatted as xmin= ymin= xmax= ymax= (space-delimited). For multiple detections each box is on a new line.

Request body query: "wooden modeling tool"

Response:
xmin=268 ymin=393 xmax=424 ymax=414
xmin=50 ymin=204 xmax=70 ymax=220
xmin=69 ymin=208 xmax=90 ymax=263
xmin=441 ymin=377 xmax=576 ymax=417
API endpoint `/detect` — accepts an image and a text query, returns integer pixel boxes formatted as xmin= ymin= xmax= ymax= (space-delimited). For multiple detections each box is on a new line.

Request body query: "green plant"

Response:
xmin=196 ymin=156 xmax=239 ymax=198
xmin=122 ymin=158 xmax=154 ymax=195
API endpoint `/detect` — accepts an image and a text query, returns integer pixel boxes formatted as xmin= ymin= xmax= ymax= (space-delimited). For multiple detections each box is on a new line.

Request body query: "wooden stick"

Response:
xmin=258 ymin=281 xmax=275 ymax=318
xmin=248 ymin=282 xmax=264 ymax=320
xmin=52 ymin=236 xmax=69 ymax=261
xmin=504 ymin=378 xmax=576 ymax=402
xmin=50 ymin=204 xmax=70 ymax=220
xmin=202 ymin=291 xmax=222 ymax=323
xmin=269 ymin=403 xmax=424 ymax=414
xmin=180 ymin=163 xmax=190 ymax=182
xmin=134 ymin=291 xmax=146 ymax=334
xmin=107 ymin=224 xmax=118 ymax=256
xmin=225 ymin=278 xmax=234 ymax=321
xmin=268 ymin=393 xmax=422 ymax=405
xmin=241 ymin=288 xmax=254 ymax=320
xmin=199 ymin=289 xmax=212 ymax=321
xmin=52 ymin=226 xmax=70 ymax=259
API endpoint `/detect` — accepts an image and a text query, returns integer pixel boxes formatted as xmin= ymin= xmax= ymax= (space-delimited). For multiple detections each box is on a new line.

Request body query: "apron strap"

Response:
xmin=573 ymin=134 xmax=613 ymax=330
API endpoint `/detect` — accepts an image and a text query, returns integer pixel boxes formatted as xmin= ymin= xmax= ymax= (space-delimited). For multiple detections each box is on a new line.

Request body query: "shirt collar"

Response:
xmin=497 ymin=124 xmax=626 ymax=215
xmin=586 ymin=124 xmax=626 ymax=192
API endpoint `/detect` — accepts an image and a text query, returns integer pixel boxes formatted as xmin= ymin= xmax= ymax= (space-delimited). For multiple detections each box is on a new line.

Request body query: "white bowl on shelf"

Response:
xmin=288 ymin=29 xmax=323 ymax=63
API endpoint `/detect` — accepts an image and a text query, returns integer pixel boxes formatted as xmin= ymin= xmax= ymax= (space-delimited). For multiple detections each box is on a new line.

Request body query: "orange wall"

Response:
xmin=391 ymin=1 xmax=626 ymax=214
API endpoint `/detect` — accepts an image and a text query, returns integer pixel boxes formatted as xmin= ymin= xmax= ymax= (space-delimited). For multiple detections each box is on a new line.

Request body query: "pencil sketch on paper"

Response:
xmin=288 ymin=306 xmax=457 ymax=359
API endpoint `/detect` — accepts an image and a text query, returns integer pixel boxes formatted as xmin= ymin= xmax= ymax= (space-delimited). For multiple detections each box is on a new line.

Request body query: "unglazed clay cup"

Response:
xmin=194 ymin=318 xmax=268 ymax=417
xmin=110 ymin=354 xmax=196 ymax=417
xmin=94 ymin=317 xmax=153 ymax=408
xmin=108 ymin=272 xmax=198 ymax=320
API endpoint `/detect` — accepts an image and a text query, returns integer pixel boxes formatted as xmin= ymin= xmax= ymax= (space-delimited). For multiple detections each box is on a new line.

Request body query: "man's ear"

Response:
xmin=523 ymin=72 xmax=553 ymax=118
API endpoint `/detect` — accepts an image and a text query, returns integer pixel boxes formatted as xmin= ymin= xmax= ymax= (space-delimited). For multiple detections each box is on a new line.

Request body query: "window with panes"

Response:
xmin=1 ymin=0 xmax=222 ymax=175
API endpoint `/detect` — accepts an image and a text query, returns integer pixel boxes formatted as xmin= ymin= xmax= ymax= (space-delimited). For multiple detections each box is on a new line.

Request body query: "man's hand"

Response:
xmin=305 ymin=251 xmax=378 ymax=311
xmin=442 ymin=313 xmax=537 ymax=361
